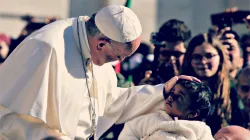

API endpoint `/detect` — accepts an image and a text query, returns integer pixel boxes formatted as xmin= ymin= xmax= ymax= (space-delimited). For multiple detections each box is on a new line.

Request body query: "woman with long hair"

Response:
xmin=181 ymin=33 xmax=243 ymax=134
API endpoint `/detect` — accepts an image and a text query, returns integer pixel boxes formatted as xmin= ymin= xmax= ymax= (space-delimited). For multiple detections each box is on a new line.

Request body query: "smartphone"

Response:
xmin=211 ymin=10 xmax=250 ymax=29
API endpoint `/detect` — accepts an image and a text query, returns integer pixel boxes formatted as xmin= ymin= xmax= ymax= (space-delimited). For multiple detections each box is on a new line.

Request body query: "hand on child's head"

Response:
xmin=176 ymin=75 xmax=201 ymax=83
xmin=164 ymin=75 xmax=200 ymax=94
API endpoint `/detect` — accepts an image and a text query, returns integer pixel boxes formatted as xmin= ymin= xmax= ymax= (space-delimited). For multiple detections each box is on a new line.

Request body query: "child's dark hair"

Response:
xmin=177 ymin=79 xmax=214 ymax=120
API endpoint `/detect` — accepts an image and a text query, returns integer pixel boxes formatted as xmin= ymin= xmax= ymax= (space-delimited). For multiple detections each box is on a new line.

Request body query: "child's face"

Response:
xmin=164 ymin=83 xmax=192 ymax=119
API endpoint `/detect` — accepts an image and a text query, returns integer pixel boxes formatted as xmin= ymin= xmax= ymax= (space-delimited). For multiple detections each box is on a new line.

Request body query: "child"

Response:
xmin=118 ymin=79 xmax=214 ymax=140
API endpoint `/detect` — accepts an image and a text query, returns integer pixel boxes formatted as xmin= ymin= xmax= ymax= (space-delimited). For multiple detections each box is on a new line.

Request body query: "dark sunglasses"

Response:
xmin=239 ymin=85 xmax=250 ymax=93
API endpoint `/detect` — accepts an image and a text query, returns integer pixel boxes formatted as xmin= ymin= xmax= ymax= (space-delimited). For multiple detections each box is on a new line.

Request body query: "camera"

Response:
xmin=211 ymin=10 xmax=250 ymax=30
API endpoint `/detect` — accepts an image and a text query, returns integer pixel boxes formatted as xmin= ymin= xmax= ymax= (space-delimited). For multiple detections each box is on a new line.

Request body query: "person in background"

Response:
xmin=121 ymin=42 xmax=154 ymax=85
xmin=236 ymin=66 xmax=250 ymax=129
xmin=139 ymin=19 xmax=191 ymax=85
xmin=214 ymin=125 xmax=250 ymax=140
xmin=0 ymin=33 xmax=11 ymax=67
xmin=181 ymin=33 xmax=245 ymax=135
xmin=220 ymin=30 xmax=243 ymax=80
xmin=208 ymin=19 xmax=243 ymax=80
xmin=209 ymin=25 xmax=243 ymax=80
xmin=9 ymin=15 xmax=58 ymax=53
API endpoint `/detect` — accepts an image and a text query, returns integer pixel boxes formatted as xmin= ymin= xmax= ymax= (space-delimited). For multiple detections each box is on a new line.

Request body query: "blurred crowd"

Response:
xmin=0 ymin=7 xmax=250 ymax=138
xmin=0 ymin=15 xmax=58 ymax=67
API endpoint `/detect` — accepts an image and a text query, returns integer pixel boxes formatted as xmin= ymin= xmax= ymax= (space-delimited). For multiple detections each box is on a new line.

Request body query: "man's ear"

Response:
xmin=187 ymin=110 xmax=200 ymax=119
xmin=97 ymin=40 xmax=106 ymax=51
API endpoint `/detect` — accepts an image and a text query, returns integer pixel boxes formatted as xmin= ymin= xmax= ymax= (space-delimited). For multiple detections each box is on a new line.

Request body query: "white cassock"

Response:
xmin=0 ymin=16 xmax=125 ymax=140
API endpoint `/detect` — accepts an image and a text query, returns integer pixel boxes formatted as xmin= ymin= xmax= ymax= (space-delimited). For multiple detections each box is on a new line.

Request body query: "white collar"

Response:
xmin=72 ymin=16 xmax=91 ymax=61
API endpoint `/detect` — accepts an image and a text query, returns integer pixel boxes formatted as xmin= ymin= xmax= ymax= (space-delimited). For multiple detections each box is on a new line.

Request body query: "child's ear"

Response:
xmin=188 ymin=110 xmax=200 ymax=119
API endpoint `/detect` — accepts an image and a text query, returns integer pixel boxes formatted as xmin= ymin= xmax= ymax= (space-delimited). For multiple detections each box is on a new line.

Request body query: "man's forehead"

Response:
xmin=161 ymin=42 xmax=186 ymax=52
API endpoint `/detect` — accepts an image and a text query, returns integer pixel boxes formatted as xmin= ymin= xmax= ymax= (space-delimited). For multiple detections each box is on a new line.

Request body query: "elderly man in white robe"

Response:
xmin=0 ymin=4 xmax=199 ymax=140
xmin=0 ymin=5 xmax=142 ymax=140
